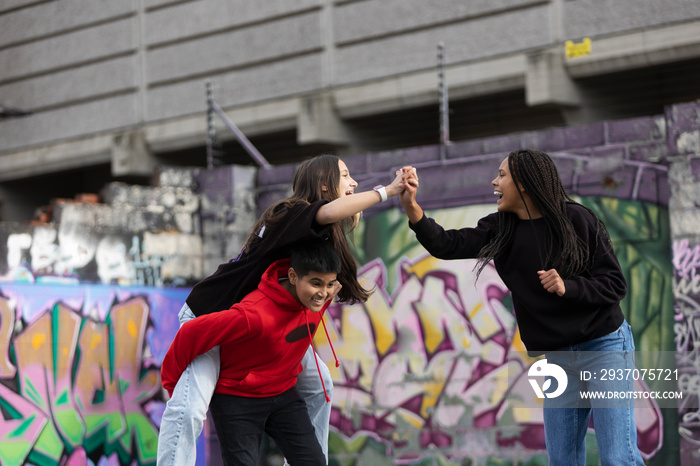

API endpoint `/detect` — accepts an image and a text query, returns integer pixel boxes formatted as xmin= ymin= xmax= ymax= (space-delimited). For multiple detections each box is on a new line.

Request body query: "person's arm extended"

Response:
xmin=315 ymin=166 xmax=414 ymax=225
xmin=400 ymin=169 xmax=495 ymax=260
xmin=400 ymin=168 xmax=423 ymax=224
xmin=161 ymin=307 xmax=253 ymax=395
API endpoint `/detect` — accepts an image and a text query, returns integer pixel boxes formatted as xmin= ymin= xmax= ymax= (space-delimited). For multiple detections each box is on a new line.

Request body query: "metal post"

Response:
xmin=206 ymin=80 xmax=215 ymax=170
xmin=211 ymin=101 xmax=271 ymax=170
xmin=437 ymin=42 xmax=450 ymax=156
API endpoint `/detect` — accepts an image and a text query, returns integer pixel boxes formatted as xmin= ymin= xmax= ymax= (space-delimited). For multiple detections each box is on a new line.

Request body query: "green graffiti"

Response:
xmin=0 ymin=295 xmax=161 ymax=466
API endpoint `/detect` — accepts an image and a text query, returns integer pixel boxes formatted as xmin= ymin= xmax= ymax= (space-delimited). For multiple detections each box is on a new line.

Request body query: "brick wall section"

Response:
xmin=256 ymin=113 xmax=671 ymax=215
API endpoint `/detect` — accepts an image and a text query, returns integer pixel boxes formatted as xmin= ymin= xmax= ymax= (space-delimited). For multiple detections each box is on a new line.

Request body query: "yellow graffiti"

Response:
xmin=565 ymin=38 xmax=592 ymax=59
xmin=89 ymin=332 xmax=102 ymax=349
xmin=316 ymin=256 xmax=517 ymax=433
xmin=31 ymin=333 xmax=46 ymax=350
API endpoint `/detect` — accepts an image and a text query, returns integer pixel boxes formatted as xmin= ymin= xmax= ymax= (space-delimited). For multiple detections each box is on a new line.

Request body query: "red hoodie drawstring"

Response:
xmin=304 ymin=311 xmax=335 ymax=403
xmin=320 ymin=314 xmax=339 ymax=368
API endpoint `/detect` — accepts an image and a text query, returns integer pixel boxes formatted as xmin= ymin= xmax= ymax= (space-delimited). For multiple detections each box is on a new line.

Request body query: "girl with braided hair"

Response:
xmin=400 ymin=149 xmax=644 ymax=465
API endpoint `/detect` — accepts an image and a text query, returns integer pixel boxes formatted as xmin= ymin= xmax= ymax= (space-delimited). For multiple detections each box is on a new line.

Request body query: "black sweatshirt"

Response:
xmin=186 ymin=200 xmax=331 ymax=317
xmin=409 ymin=203 xmax=626 ymax=354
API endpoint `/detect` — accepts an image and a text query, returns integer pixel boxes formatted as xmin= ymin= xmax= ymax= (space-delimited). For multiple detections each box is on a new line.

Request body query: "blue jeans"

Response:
xmin=210 ymin=388 xmax=325 ymax=466
xmin=157 ymin=303 xmax=333 ymax=465
xmin=543 ymin=321 xmax=645 ymax=466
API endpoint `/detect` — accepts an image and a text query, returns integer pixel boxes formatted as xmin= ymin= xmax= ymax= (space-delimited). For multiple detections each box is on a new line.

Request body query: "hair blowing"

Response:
xmin=244 ymin=154 xmax=369 ymax=304
xmin=476 ymin=148 xmax=610 ymax=279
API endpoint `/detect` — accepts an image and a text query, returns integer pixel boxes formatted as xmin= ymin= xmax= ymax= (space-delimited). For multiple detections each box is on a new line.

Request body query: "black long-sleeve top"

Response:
xmin=186 ymin=200 xmax=330 ymax=317
xmin=409 ymin=203 xmax=626 ymax=354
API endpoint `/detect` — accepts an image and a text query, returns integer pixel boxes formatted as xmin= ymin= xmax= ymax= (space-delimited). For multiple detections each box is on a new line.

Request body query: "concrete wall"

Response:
xmin=1 ymin=0 xmax=700 ymax=180
xmin=0 ymin=163 xmax=258 ymax=286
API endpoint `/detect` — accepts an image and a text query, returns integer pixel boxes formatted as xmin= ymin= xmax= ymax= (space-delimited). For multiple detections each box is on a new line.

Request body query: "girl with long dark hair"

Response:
xmin=400 ymin=149 xmax=644 ymax=465
xmin=158 ymin=154 xmax=413 ymax=465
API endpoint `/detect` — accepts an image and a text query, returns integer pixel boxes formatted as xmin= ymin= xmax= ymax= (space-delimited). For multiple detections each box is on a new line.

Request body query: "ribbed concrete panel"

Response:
xmin=0 ymin=55 xmax=138 ymax=110
xmin=146 ymin=54 xmax=322 ymax=121
xmin=0 ymin=0 xmax=136 ymax=47
xmin=563 ymin=0 xmax=700 ymax=39
xmin=145 ymin=0 xmax=322 ymax=45
xmin=334 ymin=5 xmax=550 ymax=85
xmin=0 ymin=0 xmax=43 ymax=14
xmin=145 ymin=0 xmax=194 ymax=9
xmin=0 ymin=94 xmax=139 ymax=152
xmin=146 ymin=11 xmax=321 ymax=85
xmin=334 ymin=0 xmax=546 ymax=45
xmin=0 ymin=17 xmax=137 ymax=83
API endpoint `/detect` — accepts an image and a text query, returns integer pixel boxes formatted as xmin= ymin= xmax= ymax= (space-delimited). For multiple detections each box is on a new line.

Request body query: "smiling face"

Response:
xmin=337 ymin=159 xmax=357 ymax=197
xmin=491 ymin=157 xmax=541 ymax=219
xmin=287 ymin=268 xmax=339 ymax=312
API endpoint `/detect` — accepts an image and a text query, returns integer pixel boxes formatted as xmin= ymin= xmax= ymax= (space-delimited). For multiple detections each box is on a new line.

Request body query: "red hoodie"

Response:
xmin=161 ymin=258 xmax=335 ymax=398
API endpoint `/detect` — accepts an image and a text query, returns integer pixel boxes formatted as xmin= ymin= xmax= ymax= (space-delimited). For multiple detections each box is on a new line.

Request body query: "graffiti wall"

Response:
xmin=311 ymin=196 xmax=676 ymax=465
xmin=673 ymin=238 xmax=700 ymax=464
xmin=0 ymin=283 xmax=187 ymax=466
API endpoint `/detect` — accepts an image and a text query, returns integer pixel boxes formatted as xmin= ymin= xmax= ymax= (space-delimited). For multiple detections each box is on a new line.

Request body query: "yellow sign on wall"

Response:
xmin=565 ymin=38 xmax=592 ymax=59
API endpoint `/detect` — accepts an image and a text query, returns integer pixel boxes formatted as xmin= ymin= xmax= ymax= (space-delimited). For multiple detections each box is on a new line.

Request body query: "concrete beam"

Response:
xmin=565 ymin=20 xmax=700 ymax=78
xmin=297 ymin=91 xmax=351 ymax=146
xmin=111 ymin=130 xmax=157 ymax=177
xmin=526 ymin=48 xmax=581 ymax=107
xmin=0 ymin=136 xmax=112 ymax=182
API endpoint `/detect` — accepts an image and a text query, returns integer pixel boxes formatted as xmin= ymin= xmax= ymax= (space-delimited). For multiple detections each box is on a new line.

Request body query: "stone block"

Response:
xmin=575 ymin=165 xmax=636 ymax=199
xmin=550 ymin=156 xmax=579 ymax=190
xmin=665 ymin=102 xmax=700 ymax=156
xmin=102 ymin=183 xmax=199 ymax=213
xmin=691 ymin=157 xmax=700 ymax=181
xmin=563 ymin=124 xmax=605 ymax=150
xmin=636 ymin=169 xmax=663 ymax=206
xmin=482 ymin=135 xmax=522 ymax=156
xmin=520 ymin=128 xmax=568 ymax=153
xmin=159 ymin=167 xmax=199 ymax=189
xmin=343 ymin=154 xmax=370 ymax=175
xmin=606 ymin=117 xmax=656 ymax=143
xmin=256 ymin=164 xmax=296 ymax=188
xmin=590 ymin=146 xmax=627 ymax=166
xmin=446 ymin=140 xmax=484 ymax=159
xmin=628 ymin=142 xmax=667 ymax=162
xmin=369 ymin=146 xmax=440 ymax=173
xmin=670 ymin=209 xmax=700 ymax=238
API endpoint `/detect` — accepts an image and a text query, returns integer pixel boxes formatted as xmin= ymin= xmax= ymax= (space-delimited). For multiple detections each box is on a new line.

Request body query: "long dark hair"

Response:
xmin=476 ymin=148 xmax=609 ymax=279
xmin=244 ymin=154 xmax=369 ymax=304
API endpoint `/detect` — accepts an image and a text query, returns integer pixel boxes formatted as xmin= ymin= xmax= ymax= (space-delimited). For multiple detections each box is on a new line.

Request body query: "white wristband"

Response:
xmin=373 ymin=185 xmax=388 ymax=202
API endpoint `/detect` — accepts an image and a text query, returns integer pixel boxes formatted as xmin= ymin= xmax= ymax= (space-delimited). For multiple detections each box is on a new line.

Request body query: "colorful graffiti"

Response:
xmin=0 ymin=197 xmax=678 ymax=465
xmin=0 ymin=284 xmax=188 ymax=466
xmin=312 ymin=198 xmax=677 ymax=465
xmin=673 ymin=238 xmax=700 ymax=463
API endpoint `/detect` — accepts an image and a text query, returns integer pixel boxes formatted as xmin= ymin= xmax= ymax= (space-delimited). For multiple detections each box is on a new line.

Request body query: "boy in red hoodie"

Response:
xmin=160 ymin=241 xmax=341 ymax=465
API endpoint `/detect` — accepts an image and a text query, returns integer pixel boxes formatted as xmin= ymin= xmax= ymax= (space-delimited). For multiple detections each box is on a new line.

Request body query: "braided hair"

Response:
xmin=475 ymin=148 xmax=609 ymax=279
